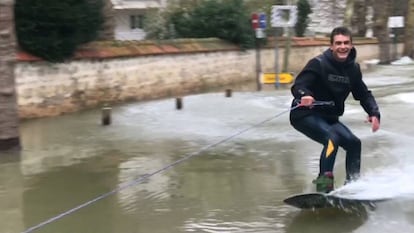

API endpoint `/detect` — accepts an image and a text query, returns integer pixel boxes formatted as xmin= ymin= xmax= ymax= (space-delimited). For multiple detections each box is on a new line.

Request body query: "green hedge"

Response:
xmin=15 ymin=0 xmax=104 ymax=62
xmin=146 ymin=0 xmax=255 ymax=49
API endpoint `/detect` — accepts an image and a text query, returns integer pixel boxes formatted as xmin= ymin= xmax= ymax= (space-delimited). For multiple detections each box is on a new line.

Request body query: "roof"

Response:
xmin=16 ymin=38 xmax=240 ymax=62
xmin=16 ymin=37 xmax=378 ymax=62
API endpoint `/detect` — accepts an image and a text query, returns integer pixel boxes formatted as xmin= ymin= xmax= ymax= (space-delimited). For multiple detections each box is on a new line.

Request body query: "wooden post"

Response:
xmin=101 ymin=107 xmax=112 ymax=125
xmin=176 ymin=97 xmax=183 ymax=110
xmin=225 ymin=89 xmax=232 ymax=97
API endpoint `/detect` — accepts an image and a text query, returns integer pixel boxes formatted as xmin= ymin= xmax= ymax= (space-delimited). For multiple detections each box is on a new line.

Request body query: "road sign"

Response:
xmin=259 ymin=13 xmax=266 ymax=29
xmin=388 ymin=16 xmax=404 ymax=28
xmin=255 ymin=28 xmax=265 ymax=38
xmin=251 ymin=13 xmax=259 ymax=29
xmin=260 ymin=72 xmax=294 ymax=84
xmin=271 ymin=5 xmax=297 ymax=28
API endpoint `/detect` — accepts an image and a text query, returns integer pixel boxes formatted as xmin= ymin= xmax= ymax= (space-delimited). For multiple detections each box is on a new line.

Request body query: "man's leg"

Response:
xmin=330 ymin=122 xmax=361 ymax=182
xmin=291 ymin=115 xmax=341 ymax=192
xmin=291 ymin=115 xmax=339 ymax=176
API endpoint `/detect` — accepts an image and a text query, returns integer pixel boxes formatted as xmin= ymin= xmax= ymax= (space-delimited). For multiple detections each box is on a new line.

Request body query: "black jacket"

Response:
xmin=290 ymin=47 xmax=380 ymax=122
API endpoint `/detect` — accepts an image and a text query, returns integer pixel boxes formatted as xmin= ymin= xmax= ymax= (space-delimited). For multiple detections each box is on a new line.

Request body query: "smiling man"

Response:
xmin=289 ymin=26 xmax=381 ymax=193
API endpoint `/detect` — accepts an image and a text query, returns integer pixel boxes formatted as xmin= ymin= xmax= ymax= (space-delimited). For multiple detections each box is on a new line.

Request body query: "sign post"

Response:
xmin=271 ymin=5 xmax=297 ymax=89
xmin=388 ymin=16 xmax=404 ymax=60
xmin=252 ymin=13 xmax=266 ymax=91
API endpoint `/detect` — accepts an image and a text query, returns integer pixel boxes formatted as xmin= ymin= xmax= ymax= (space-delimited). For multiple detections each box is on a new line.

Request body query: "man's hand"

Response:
xmin=300 ymin=96 xmax=315 ymax=107
xmin=368 ymin=116 xmax=380 ymax=132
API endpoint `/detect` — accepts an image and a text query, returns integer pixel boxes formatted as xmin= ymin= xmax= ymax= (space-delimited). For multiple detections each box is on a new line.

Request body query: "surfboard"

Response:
xmin=283 ymin=192 xmax=390 ymax=210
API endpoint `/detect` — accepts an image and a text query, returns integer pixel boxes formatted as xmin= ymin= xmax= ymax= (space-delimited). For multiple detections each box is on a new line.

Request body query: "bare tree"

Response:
xmin=98 ymin=0 xmax=115 ymax=40
xmin=343 ymin=0 xmax=355 ymax=28
xmin=352 ymin=0 xmax=368 ymax=36
xmin=403 ymin=0 xmax=414 ymax=57
xmin=0 ymin=0 xmax=20 ymax=151
xmin=372 ymin=0 xmax=392 ymax=64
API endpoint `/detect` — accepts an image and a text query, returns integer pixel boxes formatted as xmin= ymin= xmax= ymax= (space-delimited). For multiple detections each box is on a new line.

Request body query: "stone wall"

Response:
xmin=308 ymin=0 xmax=346 ymax=35
xmin=15 ymin=38 xmax=387 ymax=119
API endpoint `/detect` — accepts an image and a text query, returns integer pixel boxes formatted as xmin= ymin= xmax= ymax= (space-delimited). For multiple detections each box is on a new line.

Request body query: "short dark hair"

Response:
xmin=330 ymin=27 xmax=352 ymax=44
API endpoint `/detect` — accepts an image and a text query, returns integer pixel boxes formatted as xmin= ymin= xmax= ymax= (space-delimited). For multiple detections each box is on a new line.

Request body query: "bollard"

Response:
xmin=176 ymin=97 xmax=183 ymax=110
xmin=101 ymin=106 xmax=112 ymax=125
xmin=225 ymin=89 xmax=232 ymax=97
xmin=0 ymin=138 xmax=21 ymax=151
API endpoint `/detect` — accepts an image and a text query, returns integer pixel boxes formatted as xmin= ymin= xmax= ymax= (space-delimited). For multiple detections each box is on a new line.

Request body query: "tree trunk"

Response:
xmin=403 ymin=0 xmax=414 ymax=57
xmin=343 ymin=0 xmax=355 ymax=28
xmin=373 ymin=0 xmax=392 ymax=64
xmin=352 ymin=0 xmax=368 ymax=36
xmin=97 ymin=0 xmax=115 ymax=40
xmin=0 ymin=0 xmax=20 ymax=150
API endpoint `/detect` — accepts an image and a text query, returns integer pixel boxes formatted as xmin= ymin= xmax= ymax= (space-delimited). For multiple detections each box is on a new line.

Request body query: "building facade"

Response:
xmin=111 ymin=0 xmax=167 ymax=40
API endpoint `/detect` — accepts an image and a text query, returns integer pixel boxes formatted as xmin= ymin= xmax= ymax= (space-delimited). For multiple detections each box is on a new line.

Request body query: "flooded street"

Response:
xmin=2 ymin=64 xmax=414 ymax=233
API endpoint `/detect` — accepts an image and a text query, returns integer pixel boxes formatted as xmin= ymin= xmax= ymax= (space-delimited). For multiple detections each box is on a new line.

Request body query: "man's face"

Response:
xmin=330 ymin=34 xmax=353 ymax=62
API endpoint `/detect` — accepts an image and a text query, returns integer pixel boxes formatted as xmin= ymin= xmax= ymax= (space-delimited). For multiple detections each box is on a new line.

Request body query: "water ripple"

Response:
xmin=184 ymin=218 xmax=284 ymax=233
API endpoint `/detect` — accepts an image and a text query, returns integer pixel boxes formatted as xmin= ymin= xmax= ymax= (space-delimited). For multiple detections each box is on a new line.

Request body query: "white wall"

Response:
xmin=114 ymin=9 xmax=147 ymax=40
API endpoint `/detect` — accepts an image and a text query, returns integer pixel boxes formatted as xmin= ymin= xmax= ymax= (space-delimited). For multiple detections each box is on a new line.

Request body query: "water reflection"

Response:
xmin=0 ymin=151 xmax=24 ymax=233
xmin=285 ymin=209 xmax=367 ymax=233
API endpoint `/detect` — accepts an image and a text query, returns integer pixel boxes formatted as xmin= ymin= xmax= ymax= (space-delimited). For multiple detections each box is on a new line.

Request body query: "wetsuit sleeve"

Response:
xmin=351 ymin=63 xmax=381 ymax=120
xmin=291 ymin=59 xmax=321 ymax=99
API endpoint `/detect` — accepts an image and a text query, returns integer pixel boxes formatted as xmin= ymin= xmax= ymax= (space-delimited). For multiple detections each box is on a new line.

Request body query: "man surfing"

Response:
xmin=289 ymin=26 xmax=381 ymax=193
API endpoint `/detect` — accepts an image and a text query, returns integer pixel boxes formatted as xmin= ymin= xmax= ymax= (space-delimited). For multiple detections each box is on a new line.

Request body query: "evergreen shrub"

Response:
xmin=15 ymin=0 xmax=104 ymax=62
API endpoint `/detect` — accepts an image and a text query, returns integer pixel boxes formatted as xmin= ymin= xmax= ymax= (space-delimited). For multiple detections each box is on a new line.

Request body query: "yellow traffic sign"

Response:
xmin=260 ymin=72 xmax=294 ymax=84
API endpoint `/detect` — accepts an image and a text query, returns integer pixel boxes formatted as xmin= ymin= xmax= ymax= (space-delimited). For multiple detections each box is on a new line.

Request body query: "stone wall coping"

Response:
xmin=16 ymin=36 xmax=379 ymax=62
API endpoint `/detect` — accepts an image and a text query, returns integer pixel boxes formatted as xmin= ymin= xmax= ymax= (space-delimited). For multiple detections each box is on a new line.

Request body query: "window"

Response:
xmin=130 ymin=15 xmax=144 ymax=29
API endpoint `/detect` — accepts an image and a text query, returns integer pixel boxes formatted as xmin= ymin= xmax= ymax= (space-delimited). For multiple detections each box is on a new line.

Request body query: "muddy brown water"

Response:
xmin=2 ymin=64 xmax=414 ymax=233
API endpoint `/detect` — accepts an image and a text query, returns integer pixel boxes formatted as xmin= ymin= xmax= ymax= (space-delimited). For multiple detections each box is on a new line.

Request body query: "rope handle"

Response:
xmin=294 ymin=99 xmax=335 ymax=107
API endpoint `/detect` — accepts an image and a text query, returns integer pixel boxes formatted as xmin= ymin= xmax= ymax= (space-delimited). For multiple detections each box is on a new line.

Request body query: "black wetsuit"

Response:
xmin=289 ymin=48 xmax=380 ymax=181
